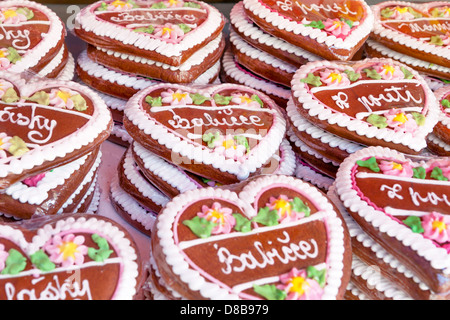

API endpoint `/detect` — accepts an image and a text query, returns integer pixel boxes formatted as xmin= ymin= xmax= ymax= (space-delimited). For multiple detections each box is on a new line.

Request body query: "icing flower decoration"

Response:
xmin=0 ymin=8 xmax=28 ymax=25
xmin=0 ymin=49 xmax=10 ymax=69
xmin=0 ymin=244 xmax=8 ymax=273
xmin=277 ymin=268 xmax=324 ymax=300
xmin=197 ymin=202 xmax=236 ymax=235
xmin=153 ymin=23 xmax=185 ymax=41
xmin=212 ymin=134 xmax=248 ymax=162
xmin=267 ymin=195 xmax=310 ymax=223
xmin=384 ymin=109 xmax=419 ymax=133
xmin=390 ymin=7 xmax=417 ymax=20
xmin=161 ymin=89 xmax=193 ymax=105
xmin=49 ymin=88 xmax=87 ymax=111
xmin=375 ymin=63 xmax=405 ymax=80
xmin=431 ymin=6 xmax=450 ymax=18
xmin=319 ymin=69 xmax=351 ymax=87
xmin=107 ymin=0 xmax=135 ymax=11
xmin=379 ymin=160 xmax=414 ymax=178
xmin=427 ymin=160 xmax=450 ymax=181
xmin=231 ymin=93 xmax=262 ymax=108
xmin=44 ymin=234 xmax=88 ymax=267
xmin=323 ymin=18 xmax=351 ymax=38
xmin=23 ymin=173 xmax=46 ymax=187
xmin=0 ymin=80 xmax=13 ymax=99
xmin=430 ymin=34 xmax=450 ymax=46
xmin=422 ymin=212 xmax=450 ymax=244
xmin=0 ymin=133 xmax=12 ymax=159
xmin=163 ymin=0 xmax=185 ymax=7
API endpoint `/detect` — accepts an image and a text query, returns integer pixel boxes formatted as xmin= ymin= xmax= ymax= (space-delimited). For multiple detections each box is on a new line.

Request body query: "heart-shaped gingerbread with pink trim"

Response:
xmin=151 ymin=174 xmax=352 ymax=300
xmin=0 ymin=72 xmax=112 ymax=190
xmin=335 ymin=146 xmax=450 ymax=294
xmin=290 ymin=58 xmax=439 ymax=155
xmin=0 ymin=213 xmax=143 ymax=300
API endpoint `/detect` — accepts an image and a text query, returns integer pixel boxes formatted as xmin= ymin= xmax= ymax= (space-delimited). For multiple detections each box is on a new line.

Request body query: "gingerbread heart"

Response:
xmin=335 ymin=146 xmax=450 ymax=294
xmin=0 ymin=72 xmax=113 ymax=190
xmin=433 ymin=85 xmax=450 ymax=145
xmin=0 ymin=0 xmax=66 ymax=74
xmin=371 ymin=1 xmax=450 ymax=68
xmin=0 ymin=213 xmax=143 ymax=300
xmin=151 ymin=174 xmax=352 ymax=300
xmin=242 ymin=0 xmax=374 ymax=61
xmin=290 ymin=58 xmax=439 ymax=155
xmin=123 ymin=83 xmax=286 ymax=184
xmin=74 ymin=0 xmax=225 ymax=67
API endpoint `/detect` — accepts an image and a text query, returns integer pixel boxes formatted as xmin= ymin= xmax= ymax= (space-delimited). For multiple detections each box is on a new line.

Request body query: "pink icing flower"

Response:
xmin=0 ymin=49 xmax=10 ymax=70
xmin=23 ymin=173 xmax=46 ymax=187
xmin=153 ymin=23 xmax=185 ymax=41
xmin=160 ymin=89 xmax=193 ymax=105
xmin=375 ymin=63 xmax=405 ymax=80
xmin=379 ymin=160 xmax=414 ymax=178
xmin=427 ymin=160 xmax=450 ymax=180
xmin=277 ymin=268 xmax=324 ymax=300
xmin=0 ymin=79 xmax=13 ymax=98
xmin=49 ymin=88 xmax=79 ymax=109
xmin=0 ymin=133 xmax=12 ymax=159
xmin=197 ymin=202 xmax=236 ymax=235
xmin=319 ymin=69 xmax=351 ymax=87
xmin=231 ymin=93 xmax=261 ymax=108
xmin=44 ymin=234 xmax=88 ymax=267
xmin=384 ymin=109 xmax=419 ymax=133
xmin=390 ymin=6 xmax=416 ymax=20
xmin=0 ymin=8 xmax=27 ymax=25
xmin=163 ymin=0 xmax=185 ymax=7
xmin=212 ymin=134 xmax=248 ymax=162
xmin=422 ymin=212 xmax=450 ymax=244
xmin=323 ymin=18 xmax=351 ymax=38
xmin=107 ymin=0 xmax=134 ymax=11
xmin=0 ymin=244 xmax=8 ymax=272
xmin=267 ymin=195 xmax=306 ymax=223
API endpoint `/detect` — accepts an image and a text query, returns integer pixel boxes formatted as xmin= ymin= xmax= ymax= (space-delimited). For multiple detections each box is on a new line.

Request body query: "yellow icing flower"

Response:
xmin=393 ymin=112 xmax=408 ymax=124
xmin=270 ymin=197 xmax=292 ymax=219
xmin=2 ymin=9 xmax=18 ymax=20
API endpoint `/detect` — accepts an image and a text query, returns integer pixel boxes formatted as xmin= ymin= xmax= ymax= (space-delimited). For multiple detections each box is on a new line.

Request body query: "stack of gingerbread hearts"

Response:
xmin=0 ymin=71 xmax=112 ymax=221
xmin=287 ymin=57 xmax=440 ymax=179
xmin=109 ymin=83 xmax=298 ymax=236
xmin=73 ymin=0 xmax=225 ymax=147
xmin=366 ymin=1 xmax=450 ymax=82
xmin=0 ymin=0 xmax=75 ymax=81
xmin=332 ymin=146 xmax=450 ymax=299
xmin=148 ymin=174 xmax=352 ymax=300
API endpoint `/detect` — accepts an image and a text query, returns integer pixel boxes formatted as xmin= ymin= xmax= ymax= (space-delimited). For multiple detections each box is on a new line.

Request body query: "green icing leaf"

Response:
xmin=430 ymin=167 xmax=448 ymax=181
xmin=8 ymin=136 xmax=29 ymax=157
xmin=306 ymin=266 xmax=327 ymax=288
xmin=342 ymin=18 xmax=354 ymax=28
xmin=343 ymin=69 xmax=360 ymax=82
xmin=403 ymin=216 xmax=424 ymax=234
xmin=178 ymin=23 xmax=191 ymax=34
xmin=232 ymin=213 xmax=252 ymax=233
xmin=430 ymin=35 xmax=444 ymax=46
xmin=234 ymin=135 xmax=250 ymax=152
xmin=300 ymin=73 xmax=322 ymax=87
xmin=305 ymin=20 xmax=325 ymax=29
xmin=16 ymin=7 xmax=34 ymax=20
xmin=363 ymin=68 xmax=382 ymax=80
xmin=367 ymin=114 xmax=388 ymax=129
xmin=70 ymin=94 xmax=88 ymax=112
xmin=441 ymin=99 xmax=450 ymax=108
xmin=1 ymin=249 xmax=26 ymax=275
xmin=251 ymin=94 xmax=264 ymax=108
xmin=202 ymin=131 xmax=221 ymax=148
xmin=88 ymin=234 xmax=114 ymax=262
xmin=190 ymin=93 xmax=209 ymax=105
xmin=253 ymin=284 xmax=286 ymax=300
xmin=401 ymin=66 xmax=414 ymax=79
xmin=7 ymin=47 xmax=21 ymax=64
xmin=356 ymin=157 xmax=380 ymax=172
xmin=182 ymin=216 xmax=217 ymax=238
xmin=27 ymin=91 xmax=50 ymax=106
xmin=213 ymin=94 xmax=232 ymax=105
xmin=290 ymin=197 xmax=310 ymax=217
xmin=96 ymin=2 xmax=108 ymax=11
xmin=412 ymin=166 xmax=426 ymax=179
xmin=145 ymin=95 xmax=163 ymax=107
xmin=408 ymin=7 xmax=422 ymax=18
xmin=380 ymin=8 xmax=394 ymax=18
xmin=128 ymin=0 xmax=139 ymax=8
xmin=183 ymin=2 xmax=202 ymax=8
xmin=30 ymin=250 xmax=55 ymax=272
xmin=151 ymin=2 xmax=167 ymax=9
xmin=411 ymin=112 xmax=425 ymax=126
xmin=252 ymin=207 xmax=279 ymax=227
xmin=134 ymin=25 xmax=154 ymax=34
xmin=2 ymin=87 xmax=20 ymax=103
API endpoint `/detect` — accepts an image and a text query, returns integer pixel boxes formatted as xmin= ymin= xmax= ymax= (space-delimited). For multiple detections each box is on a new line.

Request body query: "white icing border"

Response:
xmin=291 ymin=58 xmax=440 ymax=153
xmin=334 ymin=146 xmax=450 ymax=276
xmin=295 ymin=158 xmax=334 ymax=191
xmin=434 ymin=85 xmax=450 ymax=131
xmin=428 ymin=132 xmax=450 ymax=153
xmin=124 ymin=83 xmax=286 ymax=181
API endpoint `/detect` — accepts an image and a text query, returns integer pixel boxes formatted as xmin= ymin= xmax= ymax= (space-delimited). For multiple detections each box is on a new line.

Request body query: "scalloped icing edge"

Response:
xmin=0 ymin=214 xmax=141 ymax=299
xmin=75 ymin=0 xmax=224 ymax=59
xmin=291 ymin=58 xmax=440 ymax=153
xmin=124 ymin=83 xmax=287 ymax=181
xmin=334 ymin=146 xmax=450 ymax=276
xmin=434 ymin=86 xmax=450 ymax=131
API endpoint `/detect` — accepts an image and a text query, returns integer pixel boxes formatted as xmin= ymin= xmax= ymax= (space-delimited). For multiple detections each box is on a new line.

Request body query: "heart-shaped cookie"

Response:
xmin=74 ymin=0 xmax=225 ymax=67
xmin=151 ymin=174 xmax=352 ymax=300
xmin=0 ymin=72 xmax=113 ymax=190
xmin=123 ymin=83 xmax=286 ymax=184
xmin=0 ymin=213 xmax=143 ymax=300
xmin=290 ymin=58 xmax=439 ymax=155
xmin=242 ymin=0 xmax=374 ymax=61
xmin=335 ymin=146 xmax=450 ymax=294
xmin=371 ymin=1 xmax=450 ymax=69
xmin=0 ymin=0 xmax=66 ymax=74
xmin=433 ymin=85 xmax=450 ymax=145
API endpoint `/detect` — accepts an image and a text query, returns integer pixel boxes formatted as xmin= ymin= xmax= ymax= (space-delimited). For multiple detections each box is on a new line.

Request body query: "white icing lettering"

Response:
xmin=408 ymin=187 xmax=450 ymax=207
xmin=0 ymin=26 xmax=31 ymax=50
xmin=397 ymin=20 xmax=450 ymax=34
xmin=110 ymin=11 xmax=198 ymax=25
xmin=331 ymin=92 xmax=350 ymax=110
xmin=380 ymin=183 xmax=404 ymax=200
xmin=293 ymin=1 xmax=357 ymax=16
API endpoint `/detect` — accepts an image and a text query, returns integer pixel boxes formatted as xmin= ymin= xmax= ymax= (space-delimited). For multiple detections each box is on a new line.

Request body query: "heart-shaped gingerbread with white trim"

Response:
xmin=0 ymin=213 xmax=143 ymax=300
xmin=335 ymin=146 xmax=450 ymax=294
xmin=151 ymin=174 xmax=352 ymax=300
xmin=290 ymin=58 xmax=439 ymax=155
xmin=123 ymin=83 xmax=286 ymax=184
xmin=0 ymin=72 xmax=113 ymax=190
